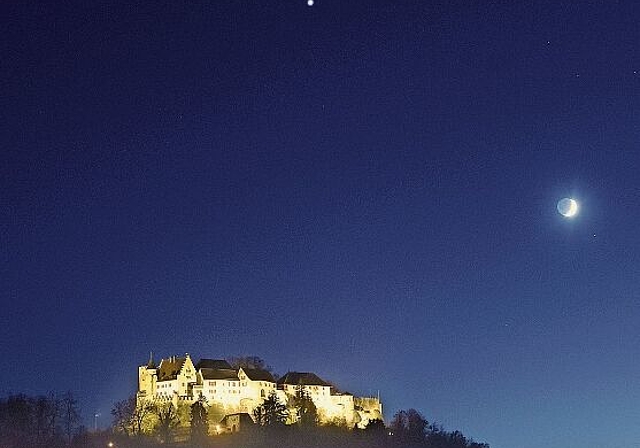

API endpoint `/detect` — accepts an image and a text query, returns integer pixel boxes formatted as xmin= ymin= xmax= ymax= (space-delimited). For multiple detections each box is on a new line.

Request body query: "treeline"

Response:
xmin=108 ymin=390 xmax=488 ymax=448
xmin=0 ymin=392 xmax=86 ymax=448
xmin=106 ymin=422 xmax=489 ymax=448
xmin=230 ymin=408 xmax=490 ymax=448
xmin=103 ymin=414 xmax=489 ymax=448
xmin=387 ymin=409 xmax=489 ymax=448
xmin=0 ymin=392 xmax=489 ymax=448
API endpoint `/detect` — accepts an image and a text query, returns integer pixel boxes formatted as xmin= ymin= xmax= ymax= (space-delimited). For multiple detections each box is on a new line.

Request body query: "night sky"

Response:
xmin=3 ymin=1 xmax=640 ymax=447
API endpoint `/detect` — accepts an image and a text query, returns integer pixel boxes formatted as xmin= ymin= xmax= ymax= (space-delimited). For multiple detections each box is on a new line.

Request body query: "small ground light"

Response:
xmin=107 ymin=442 xmax=114 ymax=448
xmin=307 ymin=0 xmax=314 ymax=6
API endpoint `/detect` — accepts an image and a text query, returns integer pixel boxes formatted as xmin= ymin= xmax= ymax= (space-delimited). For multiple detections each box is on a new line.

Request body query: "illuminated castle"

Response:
xmin=137 ymin=353 xmax=383 ymax=429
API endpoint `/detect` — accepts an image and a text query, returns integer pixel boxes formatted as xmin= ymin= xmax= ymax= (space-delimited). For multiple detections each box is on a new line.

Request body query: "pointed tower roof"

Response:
xmin=147 ymin=351 xmax=156 ymax=369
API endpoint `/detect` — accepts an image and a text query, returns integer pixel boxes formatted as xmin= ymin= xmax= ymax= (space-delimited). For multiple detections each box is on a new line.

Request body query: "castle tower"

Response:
xmin=138 ymin=352 xmax=158 ymax=401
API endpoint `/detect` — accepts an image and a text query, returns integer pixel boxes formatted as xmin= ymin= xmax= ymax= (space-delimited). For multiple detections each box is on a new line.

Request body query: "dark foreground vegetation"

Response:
xmin=101 ymin=422 xmax=489 ymax=448
xmin=0 ymin=393 xmax=489 ymax=448
xmin=0 ymin=393 xmax=86 ymax=448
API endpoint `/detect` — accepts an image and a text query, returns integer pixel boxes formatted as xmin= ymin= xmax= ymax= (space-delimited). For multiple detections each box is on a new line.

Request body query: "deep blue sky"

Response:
xmin=2 ymin=1 xmax=640 ymax=447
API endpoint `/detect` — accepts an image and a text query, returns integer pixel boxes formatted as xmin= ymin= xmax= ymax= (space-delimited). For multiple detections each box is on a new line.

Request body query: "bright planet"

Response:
xmin=557 ymin=197 xmax=579 ymax=218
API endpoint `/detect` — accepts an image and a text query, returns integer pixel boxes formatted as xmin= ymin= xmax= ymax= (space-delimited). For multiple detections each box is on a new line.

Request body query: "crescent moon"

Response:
xmin=557 ymin=197 xmax=579 ymax=218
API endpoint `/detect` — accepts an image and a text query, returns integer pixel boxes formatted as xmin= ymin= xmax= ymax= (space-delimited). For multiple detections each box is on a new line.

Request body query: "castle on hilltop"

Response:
xmin=137 ymin=353 xmax=383 ymax=430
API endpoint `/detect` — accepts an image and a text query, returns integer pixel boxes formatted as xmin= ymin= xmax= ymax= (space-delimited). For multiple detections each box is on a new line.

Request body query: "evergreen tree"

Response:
xmin=153 ymin=402 xmax=180 ymax=443
xmin=253 ymin=391 xmax=288 ymax=429
xmin=190 ymin=396 xmax=209 ymax=445
xmin=290 ymin=387 xmax=318 ymax=427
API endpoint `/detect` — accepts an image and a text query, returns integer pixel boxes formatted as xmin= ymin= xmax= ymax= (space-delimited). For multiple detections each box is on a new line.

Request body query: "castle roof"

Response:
xmin=200 ymin=368 xmax=238 ymax=380
xmin=277 ymin=372 xmax=330 ymax=386
xmin=241 ymin=368 xmax=275 ymax=382
xmin=157 ymin=356 xmax=186 ymax=381
xmin=196 ymin=359 xmax=233 ymax=370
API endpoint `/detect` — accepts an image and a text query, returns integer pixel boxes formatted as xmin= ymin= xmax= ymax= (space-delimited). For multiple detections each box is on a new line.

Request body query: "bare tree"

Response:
xmin=229 ymin=355 xmax=274 ymax=373
xmin=33 ymin=394 xmax=58 ymax=446
xmin=0 ymin=393 xmax=67 ymax=448
xmin=111 ymin=395 xmax=154 ymax=436
xmin=390 ymin=408 xmax=429 ymax=446
xmin=59 ymin=391 xmax=80 ymax=446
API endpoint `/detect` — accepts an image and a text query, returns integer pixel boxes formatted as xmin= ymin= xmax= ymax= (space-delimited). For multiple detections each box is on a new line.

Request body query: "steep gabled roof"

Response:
xmin=220 ymin=413 xmax=255 ymax=425
xmin=200 ymin=368 xmax=238 ymax=380
xmin=157 ymin=357 xmax=186 ymax=381
xmin=196 ymin=359 xmax=233 ymax=370
xmin=277 ymin=372 xmax=330 ymax=386
xmin=241 ymin=368 xmax=275 ymax=382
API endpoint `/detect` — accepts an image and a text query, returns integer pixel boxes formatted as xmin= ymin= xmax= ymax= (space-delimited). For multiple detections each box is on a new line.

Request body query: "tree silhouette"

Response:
xmin=0 ymin=393 xmax=83 ymax=448
xmin=111 ymin=395 xmax=154 ymax=436
xmin=153 ymin=402 xmax=181 ymax=443
xmin=364 ymin=418 xmax=386 ymax=433
xmin=253 ymin=391 xmax=288 ymax=428
xmin=390 ymin=409 xmax=429 ymax=447
xmin=59 ymin=391 xmax=80 ymax=446
xmin=229 ymin=355 xmax=275 ymax=373
xmin=289 ymin=387 xmax=318 ymax=427
xmin=190 ymin=396 xmax=209 ymax=445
